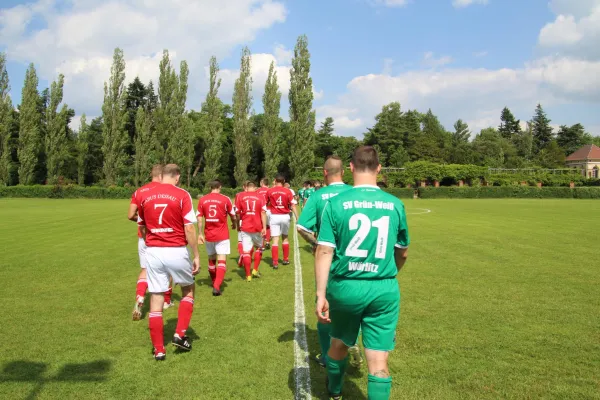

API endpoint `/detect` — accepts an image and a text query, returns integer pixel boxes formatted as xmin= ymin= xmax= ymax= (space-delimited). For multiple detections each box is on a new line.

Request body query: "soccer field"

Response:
xmin=0 ymin=199 xmax=599 ymax=400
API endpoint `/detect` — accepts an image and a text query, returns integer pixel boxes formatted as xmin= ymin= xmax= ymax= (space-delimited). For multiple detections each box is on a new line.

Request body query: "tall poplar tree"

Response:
xmin=18 ymin=63 xmax=41 ymax=185
xmin=0 ymin=53 xmax=13 ymax=185
xmin=232 ymin=47 xmax=253 ymax=186
xmin=289 ymin=35 xmax=315 ymax=186
xmin=202 ymin=56 xmax=223 ymax=184
xmin=46 ymin=74 xmax=69 ymax=182
xmin=261 ymin=61 xmax=281 ymax=180
xmin=75 ymin=114 xmax=89 ymax=185
xmin=133 ymin=107 xmax=157 ymax=186
xmin=101 ymin=48 xmax=129 ymax=186
xmin=166 ymin=60 xmax=190 ymax=164
xmin=498 ymin=107 xmax=521 ymax=140
xmin=156 ymin=50 xmax=179 ymax=161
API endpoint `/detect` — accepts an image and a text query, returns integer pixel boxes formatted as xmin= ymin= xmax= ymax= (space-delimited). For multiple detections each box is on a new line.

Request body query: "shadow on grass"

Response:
xmin=279 ymin=324 xmax=366 ymax=400
xmin=0 ymin=360 xmax=111 ymax=400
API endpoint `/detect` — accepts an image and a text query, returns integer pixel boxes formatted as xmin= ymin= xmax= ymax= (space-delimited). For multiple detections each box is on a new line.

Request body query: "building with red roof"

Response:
xmin=565 ymin=144 xmax=600 ymax=178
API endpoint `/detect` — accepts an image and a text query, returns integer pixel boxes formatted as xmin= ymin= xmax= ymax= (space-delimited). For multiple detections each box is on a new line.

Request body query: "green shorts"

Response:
xmin=326 ymin=278 xmax=400 ymax=352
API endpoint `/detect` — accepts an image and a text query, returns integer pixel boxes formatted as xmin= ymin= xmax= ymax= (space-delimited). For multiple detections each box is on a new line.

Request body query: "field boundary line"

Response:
xmin=292 ymin=216 xmax=312 ymax=400
xmin=407 ymin=208 xmax=432 ymax=215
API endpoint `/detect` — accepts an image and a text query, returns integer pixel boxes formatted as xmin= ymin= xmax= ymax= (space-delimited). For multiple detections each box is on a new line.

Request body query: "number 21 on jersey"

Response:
xmin=345 ymin=213 xmax=389 ymax=259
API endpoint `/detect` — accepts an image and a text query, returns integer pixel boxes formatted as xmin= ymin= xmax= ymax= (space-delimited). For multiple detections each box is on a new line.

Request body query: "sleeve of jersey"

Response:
xmin=196 ymin=200 xmax=204 ymax=217
xmin=130 ymin=190 xmax=137 ymax=205
xmin=234 ymin=197 xmax=241 ymax=215
xmin=395 ymin=204 xmax=410 ymax=249
xmin=316 ymin=202 xmax=336 ymax=248
xmin=290 ymin=192 xmax=297 ymax=205
xmin=297 ymin=196 xmax=317 ymax=233
xmin=137 ymin=204 xmax=145 ymax=226
xmin=181 ymin=192 xmax=197 ymax=225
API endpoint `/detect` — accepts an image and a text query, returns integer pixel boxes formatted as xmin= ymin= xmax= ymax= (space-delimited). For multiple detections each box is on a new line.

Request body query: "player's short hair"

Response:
xmin=162 ymin=164 xmax=181 ymax=177
xmin=324 ymin=156 xmax=343 ymax=176
xmin=274 ymin=174 xmax=286 ymax=184
xmin=151 ymin=164 xmax=163 ymax=178
xmin=245 ymin=180 xmax=256 ymax=188
xmin=260 ymin=178 xmax=269 ymax=186
xmin=351 ymin=146 xmax=380 ymax=173
xmin=303 ymin=181 xmax=310 ymax=186
xmin=209 ymin=180 xmax=222 ymax=190
xmin=284 ymin=182 xmax=290 ymax=188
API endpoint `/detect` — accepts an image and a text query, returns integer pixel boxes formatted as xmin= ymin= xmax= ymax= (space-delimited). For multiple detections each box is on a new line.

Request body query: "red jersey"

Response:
xmin=131 ymin=181 xmax=161 ymax=238
xmin=267 ymin=186 xmax=297 ymax=215
xmin=235 ymin=191 xmax=267 ymax=233
xmin=256 ymin=186 xmax=269 ymax=202
xmin=197 ymin=192 xmax=235 ymax=242
xmin=137 ymin=183 xmax=196 ymax=247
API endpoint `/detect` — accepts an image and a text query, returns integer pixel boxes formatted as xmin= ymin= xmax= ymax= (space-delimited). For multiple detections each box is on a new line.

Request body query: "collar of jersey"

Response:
xmin=328 ymin=182 xmax=345 ymax=186
xmin=354 ymin=184 xmax=380 ymax=189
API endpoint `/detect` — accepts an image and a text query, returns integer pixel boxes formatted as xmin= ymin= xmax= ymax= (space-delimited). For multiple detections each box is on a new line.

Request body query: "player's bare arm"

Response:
xmin=298 ymin=229 xmax=317 ymax=250
xmin=291 ymin=204 xmax=299 ymax=221
xmin=128 ymin=203 xmax=138 ymax=221
xmin=229 ymin=214 xmax=237 ymax=231
xmin=185 ymin=224 xmax=201 ymax=275
xmin=394 ymin=247 xmax=408 ymax=271
xmin=315 ymin=244 xmax=334 ymax=324
xmin=260 ymin=210 xmax=267 ymax=237
xmin=196 ymin=215 xmax=205 ymax=245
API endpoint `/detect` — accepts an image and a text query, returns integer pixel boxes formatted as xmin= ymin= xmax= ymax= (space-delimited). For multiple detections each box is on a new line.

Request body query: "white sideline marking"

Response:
xmin=292 ymin=216 xmax=312 ymax=400
xmin=407 ymin=208 xmax=432 ymax=215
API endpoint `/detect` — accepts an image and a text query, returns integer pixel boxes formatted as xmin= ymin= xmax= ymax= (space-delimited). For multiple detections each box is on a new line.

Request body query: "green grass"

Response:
xmin=0 ymin=199 xmax=599 ymax=399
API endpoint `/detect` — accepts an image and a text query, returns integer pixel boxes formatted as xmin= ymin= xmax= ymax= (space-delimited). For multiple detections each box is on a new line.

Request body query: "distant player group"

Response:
xmin=128 ymin=146 xmax=410 ymax=400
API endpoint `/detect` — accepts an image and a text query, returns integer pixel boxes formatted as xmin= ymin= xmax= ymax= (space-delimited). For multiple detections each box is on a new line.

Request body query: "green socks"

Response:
xmin=367 ymin=374 xmax=392 ymax=400
xmin=326 ymin=356 xmax=349 ymax=395
xmin=317 ymin=322 xmax=331 ymax=359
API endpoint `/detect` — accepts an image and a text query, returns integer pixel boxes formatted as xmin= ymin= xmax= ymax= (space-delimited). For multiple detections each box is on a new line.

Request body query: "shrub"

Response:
xmin=383 ymin=188 xmax=416 ymax=199
xmin=417 ymin=186 xmax=600 ymax=199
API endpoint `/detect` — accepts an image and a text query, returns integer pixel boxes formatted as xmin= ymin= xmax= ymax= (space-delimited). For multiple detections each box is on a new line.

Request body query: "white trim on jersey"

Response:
xmin=317 ymin=240 xmax=336 ymax=248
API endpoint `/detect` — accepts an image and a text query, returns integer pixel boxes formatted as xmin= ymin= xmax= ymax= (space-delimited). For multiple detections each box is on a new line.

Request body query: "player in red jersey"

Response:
xmin=128 ymin=165 xmax=173 ymax=320
xmin=137 ymin=164 xmax=200 ymax=361
xmin=235 ymin=181 xmax=267 ymax=281
xmin=197 ymin=180 xmax=237 ymax=297
xmin=266 ymin=174 xmax=299 ymax=268
xmin=234 ymin=182 xmax=247 ymax=264
xmin=256 ymin=178 xmax=271 ymax=250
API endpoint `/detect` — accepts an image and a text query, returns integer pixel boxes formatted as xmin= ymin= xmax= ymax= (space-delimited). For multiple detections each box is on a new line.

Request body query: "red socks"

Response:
xmin=208 ymin=259 xmax=216 ymax=284
xmin=176 ymin=297 xmax=194 ymax=337
xmin=254 ymin=249 xmax=262 ymax=271
xmin=136 ymin=278 xmax=148 ymax=299
xmin=237 ymin=242 xmax=243 ymax=255
xmin=243 ymin=253 xmax=252 ymax=277
xmin=215 ymin=261 xmax=226 ymax=290
xmin=149 ymin=312 xmax=165 ymax=353
xmin=272 ymin=245 xmax=279 ymax=266
xmin=283 ymin=243 xmax=290 ymax=262
xmin=164 ymin=287 xmax=172 ymax=305
xmin=266 ymin=227 xmax=271 ymax=241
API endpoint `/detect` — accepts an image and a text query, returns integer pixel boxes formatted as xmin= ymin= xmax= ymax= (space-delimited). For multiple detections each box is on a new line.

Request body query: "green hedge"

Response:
xmin=383 ymin=188 xmax=416 ymax=199
xmin=417 ymin=186 xmax=600 ymax=199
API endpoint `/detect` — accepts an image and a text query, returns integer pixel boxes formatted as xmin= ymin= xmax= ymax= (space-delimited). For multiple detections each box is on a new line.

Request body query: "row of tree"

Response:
xmin=1 ymin=36 xmax=599 ymax=189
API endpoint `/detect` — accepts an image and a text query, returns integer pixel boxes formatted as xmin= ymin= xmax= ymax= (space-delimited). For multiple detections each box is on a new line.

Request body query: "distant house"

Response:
xmin=566 ymin=144 xmax=600 ymax=178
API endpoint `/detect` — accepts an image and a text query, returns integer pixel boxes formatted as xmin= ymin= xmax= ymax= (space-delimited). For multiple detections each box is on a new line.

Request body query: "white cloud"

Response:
xmin=372 ymin=0 xmax=410 ymax=7
xmin=473 ymin=50 xmax=489 ymax=58
xmin=315 ymin=56 xmax=600 ymax=137
xmin=452 ymin=0 xmax=489 ymax=9
xmin=273 ymin=43 xmax=293 ymax=65
xmin=423 ymin=51 xmax=453 ymax=68
xmin=0 ymin=0 xmax=287 ymax=116
xmin=538 ymin=0 xmax=600 ymax=58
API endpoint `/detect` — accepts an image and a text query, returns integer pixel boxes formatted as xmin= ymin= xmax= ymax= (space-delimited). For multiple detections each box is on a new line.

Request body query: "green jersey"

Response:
xmin=318 ymin=185 xmax=410 ymax=280
xmin=304 ymin=187 xmax=315 ymax=200
xmin=298 ymin=188 xmax=306 ymax=201
xmin=297 ymin=182 xmax=352 ymax=234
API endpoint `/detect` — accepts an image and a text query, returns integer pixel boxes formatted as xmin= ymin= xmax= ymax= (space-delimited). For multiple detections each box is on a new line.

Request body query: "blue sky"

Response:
xmin=1 ymin=0 xmax=599 ymax=137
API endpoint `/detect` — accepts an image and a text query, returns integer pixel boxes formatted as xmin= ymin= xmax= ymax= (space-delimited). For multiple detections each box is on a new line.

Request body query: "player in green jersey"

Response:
xmin=298 ymin=183 xmax=307 ymax=208
xmin=315 ymin=146 xmax=410 ymax=400
xmin=297 ymin=156 xmax=364 ymax=369
xmin=303 ymin=181 xmax=315 ymax=206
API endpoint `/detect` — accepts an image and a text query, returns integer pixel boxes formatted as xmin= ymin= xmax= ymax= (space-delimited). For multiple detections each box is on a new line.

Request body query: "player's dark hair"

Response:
xmin=275 ymin=174 xmax=286 ymax=184
xmin=162 ymin=164 xmax=181 ymax=177
xmin=260 ymin=178 xmax=269 ymax=186
xmin=351 ymin=146 xmax=380 ymax=172
xmin=245 ymin=180 xmax=257 ymax=188
xmin=209 ymin=180 xmax=222 ymax=190
xmin=151 ymin=164 xmax=163 ymax=178
xmin=304 ymin=181 xmax=310 ymax=186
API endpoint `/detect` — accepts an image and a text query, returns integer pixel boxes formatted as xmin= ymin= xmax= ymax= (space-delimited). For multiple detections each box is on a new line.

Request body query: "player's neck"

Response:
xmin=274 ymin=183 xmax=283 ymax=187
xmin=353 ymin=172 xmax=378 ymax=187
xmin=151 ymin=178 xmax=161 ymax=183
xmin=211 ymin=190 xmax=220 ymax=194
xmin=327 ymin=176 xmax=343 ymax=185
